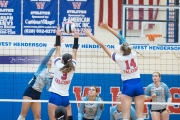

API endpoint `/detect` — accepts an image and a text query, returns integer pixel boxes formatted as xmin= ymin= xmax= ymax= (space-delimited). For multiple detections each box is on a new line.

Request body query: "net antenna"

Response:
xmin=122 ymin=4 xmax=180 ymax=43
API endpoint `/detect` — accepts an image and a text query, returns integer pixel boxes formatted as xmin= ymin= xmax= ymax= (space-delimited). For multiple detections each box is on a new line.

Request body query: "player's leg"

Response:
xmin=48 ymin=103 xmax=58 ymax=120
xmin=134 ymin=95 xmax=144 ymax=119
xmin=18 ymin=96 xmax=32 ymax=120
xmin=62 ymin=96 xmax=72 ymax=120
xmin=121 ymin=79 xmax=137 ymax=119
xmin=160 ymin=109 xmax=169 ymax=120
xmin=134 ymin=78 xmax=145 ymax=120
xmin=66 ymin=105 xmax=73 ymax=120
xmin=48 ymin=92 xmax=62 ymax=120
xmin=30 ymin=87 xmax=41 ymax=120
xmin=31 ymin=102 xmax=41 ymax=120
xmin=18 ymin=87 xmax=34 ymax=120
xmin=121 ymin=94 xmax=132 ymax=119
xmin=151 ymin=111 xmax=161 ymax=120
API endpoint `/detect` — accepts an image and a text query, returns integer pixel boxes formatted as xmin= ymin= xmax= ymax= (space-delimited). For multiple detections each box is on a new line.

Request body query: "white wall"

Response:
xmin=0 ymin=0 xmax=180 ymax=74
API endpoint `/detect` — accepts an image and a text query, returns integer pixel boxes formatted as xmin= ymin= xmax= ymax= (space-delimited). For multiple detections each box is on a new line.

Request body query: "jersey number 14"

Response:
xmin=125 ymin=58 xmax=136 ymax=69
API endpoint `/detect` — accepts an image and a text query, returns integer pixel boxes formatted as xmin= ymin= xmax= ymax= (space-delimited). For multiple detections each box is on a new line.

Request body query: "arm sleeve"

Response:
xmin=130 ymin=106 xmax=136 ymax=120
xmin=145 ymin=85 xmax=152 ymax=96
xmin=72 ymin=59 xmax=77 ymax=66
xmin=163 ymin=84 xmax=172 ymax=98
xmin=117 ymin=31 xmax=127 ymax=45
xmin=78 ymin=98 xmax=85 ymax=120
xmin=110 ymin=107 xmax=115 ymax=120
xmin=94 ymin=104 xmax=103 ymax=120
xmin=45 ymin=77 xmax=53 ymax=91
xmin=111 ymin=52 xmax=121 ymax=62
xmin=34 ymin=47 xmax=55 ymax=77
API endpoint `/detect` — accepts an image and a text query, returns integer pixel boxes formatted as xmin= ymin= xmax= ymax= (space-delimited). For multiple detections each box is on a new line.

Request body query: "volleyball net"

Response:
xmin=0 ymin=2 xmax=180 ymax=120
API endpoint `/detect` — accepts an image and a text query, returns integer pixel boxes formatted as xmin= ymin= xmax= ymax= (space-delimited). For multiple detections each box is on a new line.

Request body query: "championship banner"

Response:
xmin=0 ymin=0 xmax=21 ymax=35
xmin=60 ymin=0 xmax=94 ymax=36
xmin=23 ymin=0 xmax=58 ymax=35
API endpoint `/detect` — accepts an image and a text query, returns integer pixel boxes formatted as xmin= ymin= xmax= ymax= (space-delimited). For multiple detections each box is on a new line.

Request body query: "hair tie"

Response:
xmin=58 ymin=115 xmax=64 ymax=120
xmin=68 ymin=59 xmax=72 ymax=62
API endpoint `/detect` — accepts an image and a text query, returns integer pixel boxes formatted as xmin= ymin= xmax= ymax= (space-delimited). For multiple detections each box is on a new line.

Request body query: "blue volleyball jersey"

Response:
xmin=28 ymin=48 xmax=55 ymax=92
xmin=145 ymin=82 xmax=172 ymax=110
xmin=110 ymin=105 xmax=136 ymax=120
xmin=78 ymin=96 xmax=103 ymax=120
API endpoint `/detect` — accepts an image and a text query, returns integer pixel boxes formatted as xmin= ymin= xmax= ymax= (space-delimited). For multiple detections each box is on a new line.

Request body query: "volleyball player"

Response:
xmin=48 ymin=26 xmax=79 ymax=120
xmin=145 ymin=72 xmax=172 ymax=120
xmin=78 ymin=86 xmax=104 ymax=120
xmin=17 ymin=47 xmax=57 ymax=120
xmin=111 ymin=92 xmax=136 ymax=120
xmin=84 ymin=29 xmax=144 ymax=120
xmin=55 ymin=106 xmax=67 ymax=120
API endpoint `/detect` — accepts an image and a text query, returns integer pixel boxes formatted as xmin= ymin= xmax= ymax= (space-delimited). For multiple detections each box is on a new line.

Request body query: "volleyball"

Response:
xmin=63 ymin=21 xmax=76 ymax=34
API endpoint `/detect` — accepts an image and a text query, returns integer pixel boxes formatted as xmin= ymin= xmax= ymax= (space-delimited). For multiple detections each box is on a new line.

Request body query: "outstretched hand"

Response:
xmin=56 ymin=26 xmax=62 ymax=36
xmin=99 ymin=22 xmax=109 ymax=29
xmin=83 ymin=28 xmax=92 ymax=37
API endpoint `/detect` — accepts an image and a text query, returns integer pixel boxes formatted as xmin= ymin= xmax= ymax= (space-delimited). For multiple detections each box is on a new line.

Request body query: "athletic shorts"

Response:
xmin=23 ymin=87 xmax=41 ymax=100
xmin=122 ymin=78 xmax=144 ymax=97
xmin=151 ymin=108 xmax=166 ymax=113
xmin=49 ymin=92 xmax=70 ymax=107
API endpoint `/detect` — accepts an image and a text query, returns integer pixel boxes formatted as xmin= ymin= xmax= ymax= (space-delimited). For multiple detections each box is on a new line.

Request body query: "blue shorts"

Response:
xmin=122 ymin=78 xmax=144 ymax=97
xmin=48 ymin=92 xmax=70 ymax=107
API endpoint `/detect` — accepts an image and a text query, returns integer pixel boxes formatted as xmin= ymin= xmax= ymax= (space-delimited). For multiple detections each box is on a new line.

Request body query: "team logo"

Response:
xmin=0 ymin=0 xmax=8 ymax=7
xmin=36 ymin=2 xmax=45 ymax=9
xmin=72 ymin=2 xmax=81 ymax=9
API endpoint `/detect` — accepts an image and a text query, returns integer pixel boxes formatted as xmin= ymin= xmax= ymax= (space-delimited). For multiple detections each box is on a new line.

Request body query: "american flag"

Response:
xmin=98 ymin=0 xmax=160 ymax=30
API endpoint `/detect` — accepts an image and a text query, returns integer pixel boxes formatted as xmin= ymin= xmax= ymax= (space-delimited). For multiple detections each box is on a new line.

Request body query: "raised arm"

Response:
xmin=164 ymin=84 xmax=172 ymax=111
xmin=34 ymin=47 xmax=55 ymax=77
xmin=99 ymin=22 xmax=127 ymax=44
xmin=54 ymin=26 xmax=62 ymax=58
xmin=84 ymin=29 xmax=112 ymax=57
xmin=78 ymin=100 xmax=85 ymax=120
xmin=72 ymin=31 xmax=79 ymax=60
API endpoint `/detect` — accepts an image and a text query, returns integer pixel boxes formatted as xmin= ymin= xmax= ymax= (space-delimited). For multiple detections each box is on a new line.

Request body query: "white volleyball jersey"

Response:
xmin=111 ymin=50 xmax=140 ymax=81
xmin=49 ymin=57 xmax=76 ymax=96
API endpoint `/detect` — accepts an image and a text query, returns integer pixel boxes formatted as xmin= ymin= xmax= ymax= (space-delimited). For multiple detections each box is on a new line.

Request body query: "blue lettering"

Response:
xmin=65 ymin=44 xmax=73 ymax=48
xmin=0 ymin=42 xmax=12 ymax=46
xmin=89 ymin=44 xmax=92 ymax=48
xmin=81 ymin=44 xmax=86 ymax=48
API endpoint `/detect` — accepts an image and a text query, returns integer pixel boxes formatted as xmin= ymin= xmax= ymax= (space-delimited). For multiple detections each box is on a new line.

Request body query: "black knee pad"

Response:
xmin=67 ymin=116 xmax=73 ymax=120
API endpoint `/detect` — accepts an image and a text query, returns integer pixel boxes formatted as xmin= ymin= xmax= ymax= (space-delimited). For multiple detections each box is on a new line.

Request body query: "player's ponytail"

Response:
xmin=60 ymin=53 xmax=75 ymax=73
xmin=121 ymin=42 xmax=131 ymax=56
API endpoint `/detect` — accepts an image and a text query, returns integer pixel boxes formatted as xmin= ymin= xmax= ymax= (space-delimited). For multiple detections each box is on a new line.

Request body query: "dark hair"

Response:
xmin=60 ymin=53 xmax=75 ymax=73
xmin=153 ymin=72 xmax=161 ymax=77
xmin=55 ymin=106 xmax=67 ymax=120
xmin=120 ymin=42 xmax=131 ymax=56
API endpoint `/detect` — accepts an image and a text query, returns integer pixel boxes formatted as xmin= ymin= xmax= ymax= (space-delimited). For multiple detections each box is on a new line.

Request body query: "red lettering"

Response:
xmin=73 ymin=86 xmax=101 ymax=108
xmin=61 ymin=72 xmax=67 ymax=80
xmin=110 ymin=87 xmax=120 ymax=106
xmin=169 ymin=88 xmax=180 ymax=113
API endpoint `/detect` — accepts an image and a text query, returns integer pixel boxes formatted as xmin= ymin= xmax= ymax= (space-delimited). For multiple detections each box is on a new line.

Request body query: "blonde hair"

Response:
xmin=120 ymin=42 xmax=131 ymax=55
